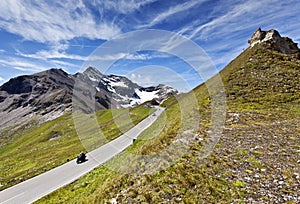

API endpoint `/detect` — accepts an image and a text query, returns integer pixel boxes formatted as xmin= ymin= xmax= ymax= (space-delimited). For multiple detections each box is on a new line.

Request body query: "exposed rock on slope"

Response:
xmin=248 ymin=28 xmax=300 ymax=57
xmin=0 ymin=69 xmax=74 ymax=129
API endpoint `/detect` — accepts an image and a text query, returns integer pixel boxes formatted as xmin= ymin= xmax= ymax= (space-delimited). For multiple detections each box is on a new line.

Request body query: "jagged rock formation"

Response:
xmin=248 ymin=28 xmax=300 ymax=57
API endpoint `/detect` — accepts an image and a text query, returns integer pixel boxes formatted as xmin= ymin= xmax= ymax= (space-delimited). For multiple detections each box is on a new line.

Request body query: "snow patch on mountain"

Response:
xmin=80 ymin=67 xmax=179 ymax=108
xmin=136 ymin=88 xmax=159 ymax=101
xmin=88 ymin=76 xmax=98 ymax=82
xmin=110 ymin=80 xmax=128 ymax=88
xmin=122 ymin=88 xmax=160 ymax=108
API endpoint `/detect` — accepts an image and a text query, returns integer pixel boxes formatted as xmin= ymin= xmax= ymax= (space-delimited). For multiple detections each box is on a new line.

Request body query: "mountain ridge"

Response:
xmin=0 ymin=67 xmax=178 ymax=130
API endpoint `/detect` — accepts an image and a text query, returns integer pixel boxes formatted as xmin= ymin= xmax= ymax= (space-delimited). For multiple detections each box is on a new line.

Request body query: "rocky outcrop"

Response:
xmin=248 ymin=28 xmax=300 ymax=56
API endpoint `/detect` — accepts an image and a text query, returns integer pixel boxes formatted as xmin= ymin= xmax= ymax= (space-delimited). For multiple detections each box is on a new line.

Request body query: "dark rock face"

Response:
xmin=0 ymin=76 xmax=33 ymax=94
xmin=248 ymin=28 xmax=300 ymax=57
xmin=0 ymin=69 xmax=76 ymax=129
xmin=2 ymin=69 xmax=74 ymax=108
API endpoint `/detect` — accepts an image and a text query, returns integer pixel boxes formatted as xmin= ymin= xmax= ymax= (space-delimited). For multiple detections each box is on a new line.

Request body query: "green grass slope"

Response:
xmin=0 ymin=105 xmax=154 ymax=190
xmin=37 ymin=42 xmax=299 ymax=203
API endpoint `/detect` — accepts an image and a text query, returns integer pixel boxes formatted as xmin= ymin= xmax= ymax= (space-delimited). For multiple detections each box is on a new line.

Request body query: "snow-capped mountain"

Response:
xmin=77 ymin=67 xmax=179 ymax=108
xmin=0 ymin=67 xmax=178 ymax=130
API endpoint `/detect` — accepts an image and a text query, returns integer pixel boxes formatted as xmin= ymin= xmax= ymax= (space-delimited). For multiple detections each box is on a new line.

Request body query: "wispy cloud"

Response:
xmin=171 ymin=0 xmax=300 ymax=70
xmin=188 ymin=0 xmax=264 ymax=39
xmin=17 ymin=44 xmax=169 ymax=62
xmin=18 ymin=49 xmax=87 ymax=61
xmin=0 ymin=57 xmax=49 ymax=72
xmin=0 ymin=0 xmax=121 ymax=43
xmin=138 ymin=0 xmax=206 ymax=28
xmin=50 ymin=60 xmax=79 ymax=68
xmin=96 ymin=0 xmax=157 ymax=14
xmin=86 ymin=52 xmax=170 ymax=64
xmin=186 ymin=0 xmax=300 ymax=41
xmin=0 ymin=76 xmax=4 ymax=81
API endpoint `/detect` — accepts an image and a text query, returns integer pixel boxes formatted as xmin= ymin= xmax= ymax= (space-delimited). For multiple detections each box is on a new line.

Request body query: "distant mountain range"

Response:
xmin=0 ymin=67 xmax=178 ymax=130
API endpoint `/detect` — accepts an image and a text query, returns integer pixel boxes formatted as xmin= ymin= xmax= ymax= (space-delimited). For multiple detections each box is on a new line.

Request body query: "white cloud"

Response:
xmin=0 ymin=57 xmax=48 ymax=72
xmin=50 ymin=60 xmax=78 ymax=68
xmin=126 ymin=65 xmax=195 ymax=91
xmin=0 ymin=0 xmax=121 ymax=43
xmin=18 ymin=49 xmax=87 ymax=61
xmin=129 ymin=73 xmax=136 ymax=79
xmin=0 ymin=56 xmax=80 ymax=75
xmin=0 ymin=76 xmax=4 ymax=81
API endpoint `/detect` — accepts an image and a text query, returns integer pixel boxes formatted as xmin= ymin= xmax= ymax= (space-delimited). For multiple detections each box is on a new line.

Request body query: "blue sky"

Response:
xmin=0 ymin=0 xmax=299 ymax=91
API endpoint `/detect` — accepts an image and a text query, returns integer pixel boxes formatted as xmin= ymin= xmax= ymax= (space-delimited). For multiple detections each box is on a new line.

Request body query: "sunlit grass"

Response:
xmin=0 ymin=105 xmax=154 ymax=190
xmin=37 ymin=44 xmax=299 ymax=203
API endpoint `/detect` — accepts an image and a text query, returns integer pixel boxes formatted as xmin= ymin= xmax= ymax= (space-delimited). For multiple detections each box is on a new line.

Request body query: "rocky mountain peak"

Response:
xmin=0 ymin=67 xmax=179 ymax=130
xmin=40 ymin=68 xmax=67 ymax=75
xmin=79 ymin=67 xmax=104 ymax=85
xmin=248 ymin=28 xmax=300 ymax=56
xmin=83 ymin=67 xmax=103 ymax=76
xmin=0 ymin=75 xmax=33 ymax=94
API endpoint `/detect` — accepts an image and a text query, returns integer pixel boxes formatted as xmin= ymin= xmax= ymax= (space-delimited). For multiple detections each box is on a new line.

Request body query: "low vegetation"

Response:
xmin=37 ymin=43 xmax=299 ymax=203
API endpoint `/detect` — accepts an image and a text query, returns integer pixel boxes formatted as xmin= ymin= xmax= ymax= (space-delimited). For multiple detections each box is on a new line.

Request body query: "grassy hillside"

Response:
xmin=37 ymin=43 xmax=299 ymax=203
xmin=0 ymin=105 xmax=154 ymax=190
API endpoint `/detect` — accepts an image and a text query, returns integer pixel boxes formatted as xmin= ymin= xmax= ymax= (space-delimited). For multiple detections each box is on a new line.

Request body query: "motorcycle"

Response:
xmin=76 ymin=153 xmax=87 ymax=164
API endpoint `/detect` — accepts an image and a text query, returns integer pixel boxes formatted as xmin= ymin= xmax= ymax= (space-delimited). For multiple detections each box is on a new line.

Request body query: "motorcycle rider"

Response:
xmin=76 ymin=152 xmax=87 ymax=163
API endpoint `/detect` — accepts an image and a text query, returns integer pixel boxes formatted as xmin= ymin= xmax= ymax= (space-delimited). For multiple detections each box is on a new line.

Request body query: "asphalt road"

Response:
xmin=0 ymin=107 xmax=164 ymax=204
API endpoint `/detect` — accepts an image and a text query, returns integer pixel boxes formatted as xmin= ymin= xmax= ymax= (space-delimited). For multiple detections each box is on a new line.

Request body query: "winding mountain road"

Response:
xmin=0 ymin=107 xmax=164 ymax=204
